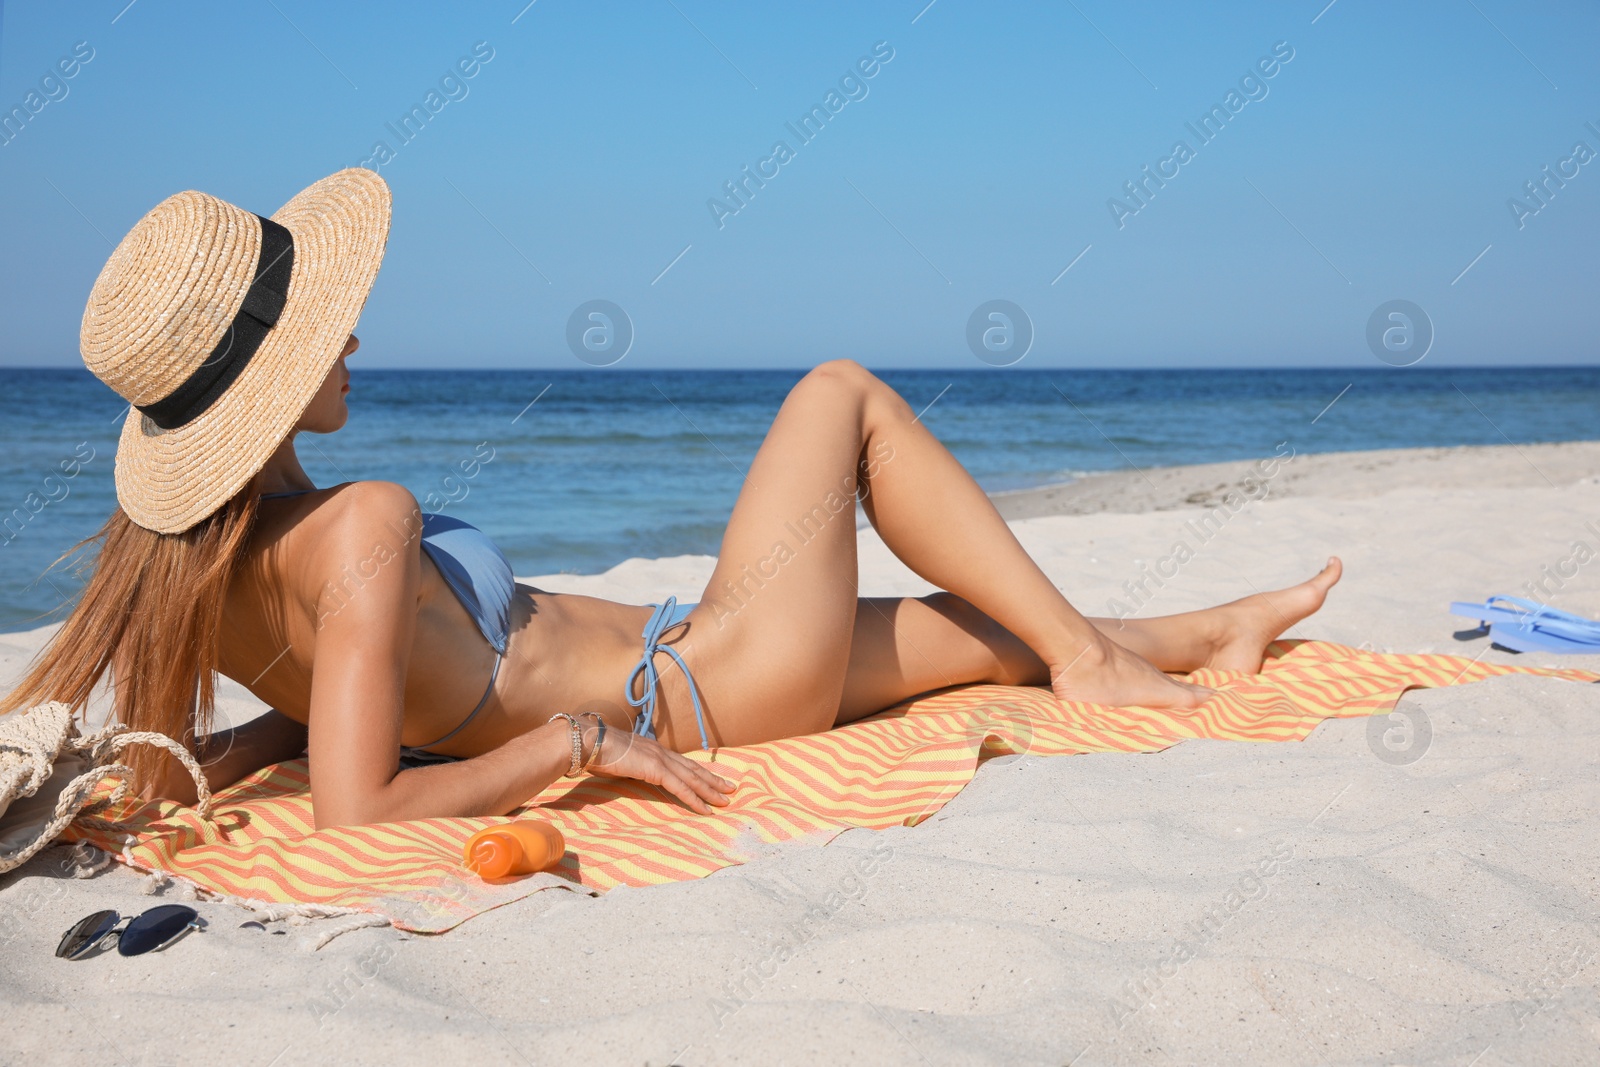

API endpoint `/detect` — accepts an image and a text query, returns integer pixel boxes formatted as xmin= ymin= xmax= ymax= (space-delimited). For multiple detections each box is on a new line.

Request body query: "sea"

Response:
xmin=0 ymin=365 xmax=1595 ymax=632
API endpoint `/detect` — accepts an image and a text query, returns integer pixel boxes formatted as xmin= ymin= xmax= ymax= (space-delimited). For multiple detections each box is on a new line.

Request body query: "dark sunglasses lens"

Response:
xmin=56 ymin=910 xmax=119 ymax=960
xmin=117 ymin=905 xmax=198 ymax=957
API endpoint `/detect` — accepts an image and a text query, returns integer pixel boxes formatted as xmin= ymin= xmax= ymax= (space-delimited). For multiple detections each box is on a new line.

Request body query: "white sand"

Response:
xmin=3 ymin=442 xmax=1598 ymax=1066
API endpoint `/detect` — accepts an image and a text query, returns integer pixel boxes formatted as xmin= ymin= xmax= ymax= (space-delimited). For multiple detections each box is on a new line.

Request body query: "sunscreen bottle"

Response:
xmin=462 ymin=820 xmax=565 ymax=878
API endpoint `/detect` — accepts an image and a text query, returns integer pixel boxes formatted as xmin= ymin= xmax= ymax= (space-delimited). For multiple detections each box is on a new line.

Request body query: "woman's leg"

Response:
xmin=652 ymin=361 xmax=1207 ymax=751
xmin=1083 ymin=557 xmax=1341 ymax=673
xmin=835 ymin=559 xmax=1343 ymax=724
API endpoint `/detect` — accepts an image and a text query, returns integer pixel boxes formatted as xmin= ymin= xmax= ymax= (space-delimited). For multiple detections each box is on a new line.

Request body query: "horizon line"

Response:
xmin=2 ymin=362 xmax=1597 ymax=373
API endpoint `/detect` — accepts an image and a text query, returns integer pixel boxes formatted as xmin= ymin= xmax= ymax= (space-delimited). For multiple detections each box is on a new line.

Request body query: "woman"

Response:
xmin=3 ymin=170 xmax=1340 ymax=830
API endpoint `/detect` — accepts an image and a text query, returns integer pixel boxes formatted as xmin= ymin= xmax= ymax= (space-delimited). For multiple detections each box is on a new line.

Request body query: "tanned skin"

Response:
xmin=166 ymin=339 xmax=1342 ymax=829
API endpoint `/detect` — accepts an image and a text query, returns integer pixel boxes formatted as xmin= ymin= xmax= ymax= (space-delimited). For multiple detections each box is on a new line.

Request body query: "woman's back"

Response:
xmin=258 ymin=485 xmax=515 ymax=655
xmin=218 ymin=481 xmax=510 ymax=750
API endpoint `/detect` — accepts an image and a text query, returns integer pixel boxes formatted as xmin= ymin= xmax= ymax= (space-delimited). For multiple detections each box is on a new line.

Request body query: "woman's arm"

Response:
xmin=298 ymin=482 xmax=553 ymax=827
xmin=144 ymin=700 xmax=580 ymax=821
xmin=144 ymin=708 xmax=309 ymax=806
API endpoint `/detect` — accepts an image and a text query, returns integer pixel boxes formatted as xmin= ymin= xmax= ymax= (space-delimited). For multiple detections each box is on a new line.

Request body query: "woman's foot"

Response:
xmin=1051 ymin=636 xmax=1214 ymax=711
xmin=1203 ymin=557 xmax=1343 ymax=673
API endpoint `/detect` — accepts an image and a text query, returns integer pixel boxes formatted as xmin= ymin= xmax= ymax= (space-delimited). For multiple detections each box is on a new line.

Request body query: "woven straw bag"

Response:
xmin=0 ymin=702 xmax=210 ymax=875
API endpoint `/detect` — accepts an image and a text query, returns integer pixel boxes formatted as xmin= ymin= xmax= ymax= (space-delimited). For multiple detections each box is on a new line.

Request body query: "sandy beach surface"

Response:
xmin=3 ymin=441 xmax=1598 ymax=1066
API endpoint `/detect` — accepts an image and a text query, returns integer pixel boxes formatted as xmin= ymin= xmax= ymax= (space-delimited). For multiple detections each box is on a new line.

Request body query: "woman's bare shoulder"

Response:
xmin=313 ymin=479 xmax=419 ymax=518
xmin=260 ymin=480 xmax=425 ymax=593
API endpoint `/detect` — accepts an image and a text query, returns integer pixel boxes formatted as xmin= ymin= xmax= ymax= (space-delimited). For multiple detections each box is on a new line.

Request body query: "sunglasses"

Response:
xmin=55 ymin=904 xmax=202 ymax=960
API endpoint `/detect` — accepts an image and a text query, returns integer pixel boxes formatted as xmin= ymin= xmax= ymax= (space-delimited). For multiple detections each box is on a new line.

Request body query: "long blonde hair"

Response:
xmin=0 ymin=485 xmax=261 ymax=789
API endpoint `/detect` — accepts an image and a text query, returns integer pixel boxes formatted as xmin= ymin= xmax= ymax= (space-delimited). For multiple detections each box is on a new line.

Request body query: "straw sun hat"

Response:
xmin=80 ymin=168 xmax=392 ymax=534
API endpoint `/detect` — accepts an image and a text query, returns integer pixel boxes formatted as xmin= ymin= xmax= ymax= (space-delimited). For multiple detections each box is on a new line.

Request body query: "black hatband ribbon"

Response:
xmin=137 ymin=215 xmax=294 ymax=431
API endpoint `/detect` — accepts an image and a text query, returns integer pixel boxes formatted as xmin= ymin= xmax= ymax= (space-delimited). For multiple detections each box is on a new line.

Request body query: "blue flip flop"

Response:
xmin=1450 ymin=596 xmax=1600 ymax=653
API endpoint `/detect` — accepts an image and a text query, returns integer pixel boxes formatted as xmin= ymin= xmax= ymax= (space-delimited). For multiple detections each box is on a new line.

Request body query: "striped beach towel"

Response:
xmin=64 ymin=641 xmax=1596 ymax=933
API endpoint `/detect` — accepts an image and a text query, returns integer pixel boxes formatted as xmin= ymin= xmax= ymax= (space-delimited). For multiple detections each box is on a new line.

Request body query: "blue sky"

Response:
xmin=0 ymin=0 xmax=1595 ymax=368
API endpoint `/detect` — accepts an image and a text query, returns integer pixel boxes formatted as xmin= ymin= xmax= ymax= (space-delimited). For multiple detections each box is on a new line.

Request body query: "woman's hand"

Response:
xmin=586 ymin=726 xmax=736 ymax=815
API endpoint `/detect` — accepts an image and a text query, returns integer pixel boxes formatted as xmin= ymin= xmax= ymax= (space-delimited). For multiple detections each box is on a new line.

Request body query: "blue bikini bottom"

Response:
xmin=626 ymin=597 xmax=710 ymax=750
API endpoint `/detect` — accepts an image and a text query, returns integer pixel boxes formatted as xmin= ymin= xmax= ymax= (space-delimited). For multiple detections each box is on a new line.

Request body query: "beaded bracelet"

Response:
xmin=546 ymin=713 xmax=583 ymax=777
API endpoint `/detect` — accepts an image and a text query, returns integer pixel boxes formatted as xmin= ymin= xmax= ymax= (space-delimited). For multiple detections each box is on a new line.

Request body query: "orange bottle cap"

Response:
xmin=466 ymin=832 xmax=517 ymax=879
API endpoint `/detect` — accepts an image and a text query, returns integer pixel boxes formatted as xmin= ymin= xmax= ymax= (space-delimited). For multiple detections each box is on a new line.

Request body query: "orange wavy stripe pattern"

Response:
xmin=64 ymin=641 xmax=1595 ymax=933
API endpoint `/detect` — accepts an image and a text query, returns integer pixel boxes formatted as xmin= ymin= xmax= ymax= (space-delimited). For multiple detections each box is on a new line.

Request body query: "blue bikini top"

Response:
xmin=259 ymin=488 xmax=513 ymax=655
